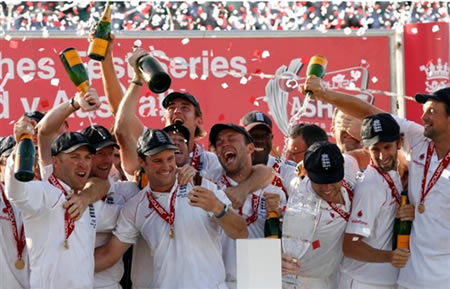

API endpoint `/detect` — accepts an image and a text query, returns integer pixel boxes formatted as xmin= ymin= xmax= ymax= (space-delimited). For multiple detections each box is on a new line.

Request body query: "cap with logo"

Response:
xmin=51 ymin=132 xmax=96 ymax=156
xmin=209 ymin=123 xmax=253 ymax=147
xmin=81 ymin=125 xmax=119 ymax=151
xmin=361 ymin=113 xmax=400 ymax=147
xmin=304 ymin=141 xmax=344 ymax=184
xmin=163 ymin=124 xmax=190 ymax=144
xmin=415 ymin=87 xmax=450 ymax=107
xmin=162 ymin=92 xmax=201 ymax=111
xmin=137 ymin=129 xmax=178 ymax=156
xmin=23 ymin=111 xmax=45 ymax=123
xmin=0 ymin=136 xmax=16 ymax=157
xmin=240 ymin=110 xmax=272 ymax=132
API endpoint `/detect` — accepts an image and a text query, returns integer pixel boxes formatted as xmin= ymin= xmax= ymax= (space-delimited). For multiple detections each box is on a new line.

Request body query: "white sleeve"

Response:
xmin=95 ymin=201 xmax=121 ymax=233
xmin=108 ymin=181 xmax=140 ymax=204
xmin=345 ymin=176 xmax=383 ymax=238
xmin=281 ymin=161 xmax=297 ymax=193
xmin=113 ymin=196 xmax=141 ymax=245
xmin=343 ymin=153 xmax=360 ymax=189
xmin=5 ymin=154 xmax=61 ymax=216
xmin=391 ymin=114 xmax=425 ymax=152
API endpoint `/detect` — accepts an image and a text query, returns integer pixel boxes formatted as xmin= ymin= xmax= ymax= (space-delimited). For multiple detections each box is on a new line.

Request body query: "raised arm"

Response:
xmin=113 ymin=48 xmax=148 ymax=176
xmin=37 ymin=89 xmax=100 ymax=166
xmin=302 ymin=75 xmax=384 ymax=119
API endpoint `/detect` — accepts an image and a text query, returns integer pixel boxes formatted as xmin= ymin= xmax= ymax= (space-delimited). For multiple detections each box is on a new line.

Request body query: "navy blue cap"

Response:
xmin=304 ymin=141 xmax=344 ymax=184
xmin=81 ymin=125 xmax=119 ymax=151
xmin=0 ymin=136 xmax=16 ymax=157
xmin=361 ymin=113 xmax=400 ymax=147
xmin=415 ymin=87 xmax=450 ymax=106
xmin=209 ymin=123 xmax=253 ymax=147
xmin=51 ymin=132 xmax=96 ymax=156
xmin=137 ymin=129 xmax=178 ymax=156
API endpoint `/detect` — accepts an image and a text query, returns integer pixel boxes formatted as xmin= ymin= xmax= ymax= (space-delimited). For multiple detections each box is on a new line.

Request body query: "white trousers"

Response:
xmin=337 ymin=273 xmax=397 ymax=289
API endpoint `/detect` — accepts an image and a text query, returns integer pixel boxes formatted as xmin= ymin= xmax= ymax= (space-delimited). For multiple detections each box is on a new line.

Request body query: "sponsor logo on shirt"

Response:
xmin=105 ymin=196 xmax=114 ymax=204
xmin=350 ymin=219 xmax=368 ymax=226
xmin=89 ymin=204 xmax=96 ymax=229
xmin=177 ymin=185 xmax=188 ymax=198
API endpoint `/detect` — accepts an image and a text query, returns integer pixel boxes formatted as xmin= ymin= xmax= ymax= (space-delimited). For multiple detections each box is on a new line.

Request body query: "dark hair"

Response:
xmin=289 ymin=123 xmax=328 ymax=147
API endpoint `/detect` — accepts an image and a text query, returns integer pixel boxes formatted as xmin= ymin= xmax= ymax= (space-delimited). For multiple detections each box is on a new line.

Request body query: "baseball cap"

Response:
xmin=51 ymin=132 xmax=96 ymax=156
xmin=209 ymin=123 xmax=253 ymax=147
xmin=81 ymin=125 xmax=119 ymax=151
xmin=415 ymin=87 xmax=450 ymax=106
xmin=361 ymin=113 xmax=400 ymax=147
xmin=137 ymin=129 xmax=178 ymax=157
xmin=0 ymin=136 xmax=16 ymax=157
xmin=240 ymin=111 xmax=272 ymax=132
xmin=23 ymin=111 xmax=45 ymax=123
xmin=163 ymin=124 xmax=190 ymax=143
xmin=304 ymin=141 xmax=344 ymax=185
xmin=162 ymin=92 xmax=201 ymax=111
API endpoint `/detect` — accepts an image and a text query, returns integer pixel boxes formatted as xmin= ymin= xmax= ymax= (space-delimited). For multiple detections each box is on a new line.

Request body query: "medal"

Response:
xmin=15 ymin=259 xmax=25 ymax=270
xmin=64 ymin=239 xmax=69 ymax=249
xmin=418 ymin=203 xmax=425 ymax=214
xmin=147 ymin=185 xmax=179 ymax=240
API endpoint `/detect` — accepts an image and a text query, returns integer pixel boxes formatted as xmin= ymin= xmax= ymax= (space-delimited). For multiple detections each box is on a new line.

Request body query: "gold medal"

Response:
xmin=15 ymin=259 xmax=25 ymax=270
xmin=418 ymin=203 xmax=425 ymax=214
xmin=64 ymin=239 xmax=69 ymax=249
xmin=169 ymin=228 xmax=174 ymax=239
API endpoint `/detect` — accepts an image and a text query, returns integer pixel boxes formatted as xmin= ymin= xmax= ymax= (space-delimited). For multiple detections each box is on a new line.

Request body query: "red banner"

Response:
xmin=404 ymin=22 xmax=450 ymax=124
xmin=0 ymin=35 xmax=392 ymax=148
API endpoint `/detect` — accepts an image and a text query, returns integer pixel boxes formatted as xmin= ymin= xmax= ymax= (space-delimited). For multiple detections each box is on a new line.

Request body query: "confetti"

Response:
xmin=50 ymin=78 xmax=60 ymax=86
xmin=200 ymin=75 xmax=208 ymax=80
xmin=181 ymin=38 xmax=190 ymax=45
xmin=371 ymin=76 xmax=378 ymax=83
xmin=432 ymin=25 xmax=439 ymax=33
xmin=221 ymin=83 xmax=228 ymax=89
xmin=240 ymin=77 xmax=248 ymax=85
xmin=261 ymin=50 xmax=270 ymax=59
xmin=134 ymin=40 xmax=142 ymax=47
xmin=21 ymin=74 xmax=34 ymax=83
xmin=411 ymin=27 xmax=418 ymax=34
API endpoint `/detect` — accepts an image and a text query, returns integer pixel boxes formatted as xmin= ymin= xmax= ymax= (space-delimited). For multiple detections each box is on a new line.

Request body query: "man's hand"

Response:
xmin=301 ymin=75 xmax=328 ymax=101
xmin=264 ymin=192 xmax=281 ymax=215
xmin=13 ymin=116 xmax=36 ymax=142
xmin=63 ymin=193 xmax=89 ymax=221
xmin=177 ymin=165 xmax=197 ymax=186
xmin=391 ymin=248 xmax=410 ymax=268
xmin=75 ymin=88 xmax=101 ymax=112
xmin=188 ymin=186 xmax=223 ymax=214
xmin=128 ymin=48 xmax=147 ymax=82
xmin=335 ymin=112 xmax=362 ymax=141
xmin=397 ymin=204 xmax=415 ymax=221
xmin=225 ymin=186 xmax=247 ymax=209
xmin=282 ymin=253 xmax=301 ymax=276
xmin=88 ymin=28 xmax=115 ymax=60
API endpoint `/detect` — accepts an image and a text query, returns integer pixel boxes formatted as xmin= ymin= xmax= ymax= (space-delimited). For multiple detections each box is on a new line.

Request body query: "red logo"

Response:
xmin=420 ymin=153 xmax=425 ymax=160
xmin=357 ymin=210 xmax=363 ymax=217
xmin=2 ymin=208 xmax=7 ymax=214
xmin=312 ymin=240 xmax=321 ymax=250
xmin=330 ymin=212 xmax=335 ymax=218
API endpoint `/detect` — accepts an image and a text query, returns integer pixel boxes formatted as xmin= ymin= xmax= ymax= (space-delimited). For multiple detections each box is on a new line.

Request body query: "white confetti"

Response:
xmin=133 ymin=39 xmax=142 ymax=47
xmin=200 ymin=74 xmax=208 ymax=80
xmin=344 ymin=27 xmax=352 ymax=35
xmin=181 ymin=38 xmax=190 ymax=45
xmin=411 ymin=27 xmax=418 ymax=34
xmin=261 ymin=50 xmax=270 ymax=59
xmin=5 ymin=35 xmax=11 ymax=41
xmin=240 ymin=77 xmax=248 ymax=85
xmin=189 ymin=73 xmax=198 ymax=79
xmin=371 ymin=76 xmax=378 ymax=83
xmin=221 ymin=83 xmax=228 ymax=89
xmin=38 ymin=48 xmax=45 ymax=52
xmin=432 ymin=25 xmax=439 ymax=33
xmin=50 ymin=78 xmax=60 ymax=86
xmin=253 ymin=101 xmax=259 ymax=106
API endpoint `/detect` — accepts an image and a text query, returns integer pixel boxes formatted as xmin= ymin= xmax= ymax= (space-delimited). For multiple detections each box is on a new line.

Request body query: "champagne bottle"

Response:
xmin=305 ymin=55 xmax=327 ymax=97
xmin=393 ymin=191 xmax=412 ymax=250
xmin=14 ymin=134 xmax=35 ymax=182
xmin=137 ymin=54 xmax=172 ymax=93
xmin=264 ymin=211 xmax=282 ymax=238
xmin=88 ymin=2 xmax=112 ymax=61
xmin=59 ymin=47 xmax=90 ymax=94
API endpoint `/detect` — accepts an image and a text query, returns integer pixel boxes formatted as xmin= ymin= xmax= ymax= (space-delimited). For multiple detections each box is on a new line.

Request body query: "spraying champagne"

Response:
xmin=305 ymin=55 xmax=328 ymax=97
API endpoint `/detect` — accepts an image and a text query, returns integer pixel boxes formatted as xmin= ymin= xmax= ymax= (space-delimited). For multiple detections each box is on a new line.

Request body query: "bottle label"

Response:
xmin=309 ymin=56 xmax=327 ymax=67
xmin=64 ymin=49 xmax=82 ymax=68
xmin=88 ymin=39 xmax=109 ymax=58
xmin=77 ymin=81 xmax=90 ymax=94
xmin=397 ymin=234 xmax=410 ymax=249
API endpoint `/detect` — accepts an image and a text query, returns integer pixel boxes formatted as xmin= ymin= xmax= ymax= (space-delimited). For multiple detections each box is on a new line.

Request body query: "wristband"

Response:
xmin=70 ymin=97 xmax=80 ymax=110
xmin=131 ymin=80 xmax=143 ymax=86
xmin=215 ymin=203 xmax=228 ymax=219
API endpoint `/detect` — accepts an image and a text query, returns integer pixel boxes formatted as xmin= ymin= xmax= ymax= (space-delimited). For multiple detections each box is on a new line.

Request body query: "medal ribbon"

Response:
xmin=147 ymin=186 xmax=178 ymax=227
xmin=369 ymin=163 xmax=401 ymax=205
xmin=221 ymin=175 xmax=261 ymax=226
xmin=327 ymin=180 xmax=353 ymax=222
xmin=419 ymin=143 xmax=450 ymax=207
xmin=1 ymin=184 xmax=26 ymax=262
xmin=48 ymin=175 xmax=75 ymax=245
xmin=271 ymin=161 xmax=289 ymax=200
